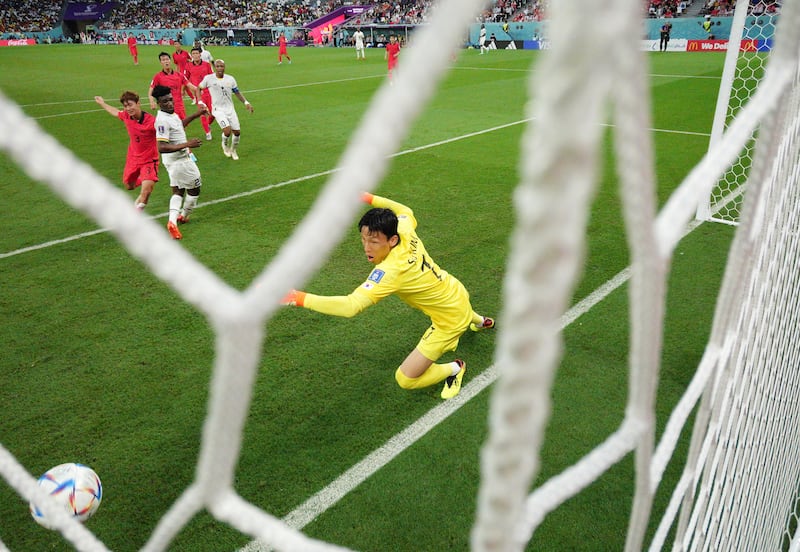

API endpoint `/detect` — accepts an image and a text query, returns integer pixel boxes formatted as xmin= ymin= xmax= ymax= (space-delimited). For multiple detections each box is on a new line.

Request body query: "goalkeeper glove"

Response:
xmin=281 ymin=289 xmax=306 ymax=307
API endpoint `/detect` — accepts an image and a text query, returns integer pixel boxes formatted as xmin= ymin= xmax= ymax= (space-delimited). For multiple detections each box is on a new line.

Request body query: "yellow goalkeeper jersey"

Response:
xmin=302 ymin=196 xmax=472 ymax=331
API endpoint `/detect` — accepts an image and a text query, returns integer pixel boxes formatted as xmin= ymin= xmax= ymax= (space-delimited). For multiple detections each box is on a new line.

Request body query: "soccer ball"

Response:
xmin=30 ymin=463 xmax=102 ymax=529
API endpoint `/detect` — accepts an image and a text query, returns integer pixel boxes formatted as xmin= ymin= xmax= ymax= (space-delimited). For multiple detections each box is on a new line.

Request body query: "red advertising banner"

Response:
xmin=686 ymin=39 xmax=759 ymax=52
xmin=686 ymin=39 xmax=729 ymax=51
xmin=739 ymin=39 xmax=758 ymax=51
xmin=0 ymin=39 xmax=36 ymax=46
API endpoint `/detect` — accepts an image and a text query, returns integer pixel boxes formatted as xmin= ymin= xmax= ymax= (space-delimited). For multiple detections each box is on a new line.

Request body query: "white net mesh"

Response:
xmin=698 ymin=1 xmax=781 ymax=224
xmin=2 ymin=0 xmax=800 ymax=550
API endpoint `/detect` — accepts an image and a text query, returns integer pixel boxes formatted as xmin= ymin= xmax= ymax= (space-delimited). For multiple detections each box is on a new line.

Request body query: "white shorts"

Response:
xmin=213 ymin=107 xmax=241 ymax=132
xmin=164 ymin=156 xmax=201 ymax=190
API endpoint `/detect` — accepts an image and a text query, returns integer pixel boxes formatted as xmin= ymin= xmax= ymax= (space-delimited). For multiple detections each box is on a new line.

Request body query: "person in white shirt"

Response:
xmin=353 ymin=27 xmax=365 ymax=60
xmin=152 ymin=85 xmax=207 ymax=239
xmin=198 ymin=42 xmax=213 ymax=63
xmin=197 ymin=59 xmax=254 ymax=161
xmin=479 ymin=24 xmax=488 ymax=55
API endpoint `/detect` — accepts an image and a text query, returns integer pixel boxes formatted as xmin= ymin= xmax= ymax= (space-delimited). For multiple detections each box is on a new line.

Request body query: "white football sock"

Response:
xmin=182 ymin=195 xmax=198 ymax=218
xmin=169 ymin=194 xmax=183 ymax=224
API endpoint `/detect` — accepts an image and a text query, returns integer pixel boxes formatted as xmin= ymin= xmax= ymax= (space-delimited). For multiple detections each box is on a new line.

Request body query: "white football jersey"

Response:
xmin=199 ymin=73 xmax=239 ymax=113
xmin=155 ymin=110 xmax=189 ymax=163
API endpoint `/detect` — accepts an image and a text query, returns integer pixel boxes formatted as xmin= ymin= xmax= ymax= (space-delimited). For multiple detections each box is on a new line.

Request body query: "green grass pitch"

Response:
xmin=0 ymin=44 xmax=735 ymax=551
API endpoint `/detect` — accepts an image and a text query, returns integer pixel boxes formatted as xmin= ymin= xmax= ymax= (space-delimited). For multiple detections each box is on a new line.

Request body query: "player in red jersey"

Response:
xmin=385 ymin=35 xmax=400 ymax=82
xmin=172 ymin=43 xmax=190 ymax=74
xmin=277 ymin=31 xmax=291 ymax=64
xmin=94 ymin=91 xmax=159 ymax=210
xmin=184 ymin=46 xmax=215 ymax=140
xmin=148 ymin=52 xmax=197 ymax=119
xmin=172 ymin=42 xmax=191 ymax=105
xmin=127 ymin=34 xmax=138 ymax=65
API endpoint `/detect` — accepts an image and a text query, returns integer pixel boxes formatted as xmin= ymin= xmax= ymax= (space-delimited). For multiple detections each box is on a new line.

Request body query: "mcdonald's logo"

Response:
xmin=688 ymin=41 xmax=700 ymax=51
xmin=740 ymin=39 xmax=757 ymax=52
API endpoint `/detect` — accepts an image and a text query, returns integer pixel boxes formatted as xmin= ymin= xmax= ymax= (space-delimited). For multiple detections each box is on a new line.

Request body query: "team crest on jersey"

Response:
xmin=368 ymin=269 xmax=385 ymax=284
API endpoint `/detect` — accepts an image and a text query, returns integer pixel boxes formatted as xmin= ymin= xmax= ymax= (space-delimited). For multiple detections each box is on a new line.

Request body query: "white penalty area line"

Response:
xmin=19 ymin=70 xmax=717 ymax=117
xmin=0 ymin=121 xmax=709 ymax=260
xmin=18 ymin=75 xmax=385 ymax=117
xmin=0 ymin=120 xmax=524 ymax=260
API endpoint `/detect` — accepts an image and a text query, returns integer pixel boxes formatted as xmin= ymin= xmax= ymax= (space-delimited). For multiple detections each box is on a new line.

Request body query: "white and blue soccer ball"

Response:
xmin=30 ymin=463 xmax=102 ymax=529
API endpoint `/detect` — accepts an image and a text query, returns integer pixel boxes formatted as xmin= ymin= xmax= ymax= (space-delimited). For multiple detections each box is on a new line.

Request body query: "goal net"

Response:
xmin=695 ymin=0 xmax=782 ymax=224
xmin=1 ymin=0 xmax=800 ymax=550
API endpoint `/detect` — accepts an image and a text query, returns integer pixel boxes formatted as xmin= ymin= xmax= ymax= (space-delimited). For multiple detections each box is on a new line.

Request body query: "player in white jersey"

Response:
xmin=479 ymin=24 xmax=488 ymax=55
xmin=197 ymin=59 xmax=254 ymax=160
xmin=353 ymin=27 xmax=365 ymax=60
xmin=199 ymin=44 xmax=213 ymax=63
xmin=152 ymin=85 xmax=207 ymax=239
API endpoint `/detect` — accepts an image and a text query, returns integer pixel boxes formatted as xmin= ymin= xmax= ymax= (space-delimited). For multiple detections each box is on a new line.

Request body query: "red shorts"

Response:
xmin=123 ymin=158 xmax=159 ymax=188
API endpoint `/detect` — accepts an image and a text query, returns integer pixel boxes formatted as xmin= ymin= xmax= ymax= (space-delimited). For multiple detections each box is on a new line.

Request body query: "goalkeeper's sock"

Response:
xmin=394 ymin=363 xmax=453 ymax=390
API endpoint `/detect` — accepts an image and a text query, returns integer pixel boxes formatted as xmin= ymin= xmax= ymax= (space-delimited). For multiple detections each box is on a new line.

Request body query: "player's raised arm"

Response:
xmin=362 ymin=193 xmax=414 ymax=219
xmin=94 ymin=96 xmax=119 ymax=117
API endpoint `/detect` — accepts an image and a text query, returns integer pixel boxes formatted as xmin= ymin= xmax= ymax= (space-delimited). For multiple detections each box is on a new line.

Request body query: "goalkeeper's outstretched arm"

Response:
xmin=282 ymin=289 xmax=373 ymax=318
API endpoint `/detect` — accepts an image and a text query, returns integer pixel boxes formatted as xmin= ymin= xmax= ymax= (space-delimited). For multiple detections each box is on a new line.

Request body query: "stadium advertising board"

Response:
xmin=0 ymin=39 xmax=36 ymax=46
xmin=685 ymin=39 xmax=771 ymax=52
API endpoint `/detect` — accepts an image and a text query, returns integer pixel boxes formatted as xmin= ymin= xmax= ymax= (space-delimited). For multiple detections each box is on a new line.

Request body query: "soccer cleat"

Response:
xmin=231 ymin=150 xmax=239 ymax=161
xmin=470 ymin=317 xmax=495 ymax=332
xmin=441 ymin=359 xmax=466 ymax=399
xmin=222 ymin=142 xmax=232 ymax=158
xmin=205 ymin=132 xmax=212 ymax=141
xmin=166 ymin=221 xmax=182 ymax=240
xmin=177 ymin=214 xmax=189 ymax=225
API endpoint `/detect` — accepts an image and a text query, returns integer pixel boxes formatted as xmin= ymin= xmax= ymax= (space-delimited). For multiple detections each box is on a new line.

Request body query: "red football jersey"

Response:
xmin=150 ymin=69 xmax=189 ymax=114
xmin=184 ymin=60 xmax=213 ymax=86
xmin=117 ymin=110 xmax=157 ymax=164
xmin=386 ymin=42 xmax=400 ymax=68
xmin=173 ymin=49 xmax=190 ymax=72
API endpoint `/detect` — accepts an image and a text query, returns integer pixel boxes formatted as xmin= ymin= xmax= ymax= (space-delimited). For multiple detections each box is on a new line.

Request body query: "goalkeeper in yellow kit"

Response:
xmin=282 ymin=193 xmax=494 ymax=399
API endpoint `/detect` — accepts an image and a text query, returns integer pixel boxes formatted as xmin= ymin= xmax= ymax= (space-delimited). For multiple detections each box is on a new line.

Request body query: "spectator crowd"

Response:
xmin=0 ymin=0 xmax=62 ymax=34
xmin=0 ymin=0 xmax=781 ymax=35
xmin=2 ymin=0 xmax=554 ymax=34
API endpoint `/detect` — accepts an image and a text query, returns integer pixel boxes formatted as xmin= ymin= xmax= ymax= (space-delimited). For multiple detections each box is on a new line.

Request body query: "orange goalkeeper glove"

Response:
xmin=281 ymin=289 xmax=306 ymax=307
xmin=361 ymin=192 xmax=374 ymax=204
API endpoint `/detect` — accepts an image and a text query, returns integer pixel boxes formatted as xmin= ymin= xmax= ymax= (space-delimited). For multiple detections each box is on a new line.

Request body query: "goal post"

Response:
xmin=696 ymin=0 xmax=777 ymax=224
